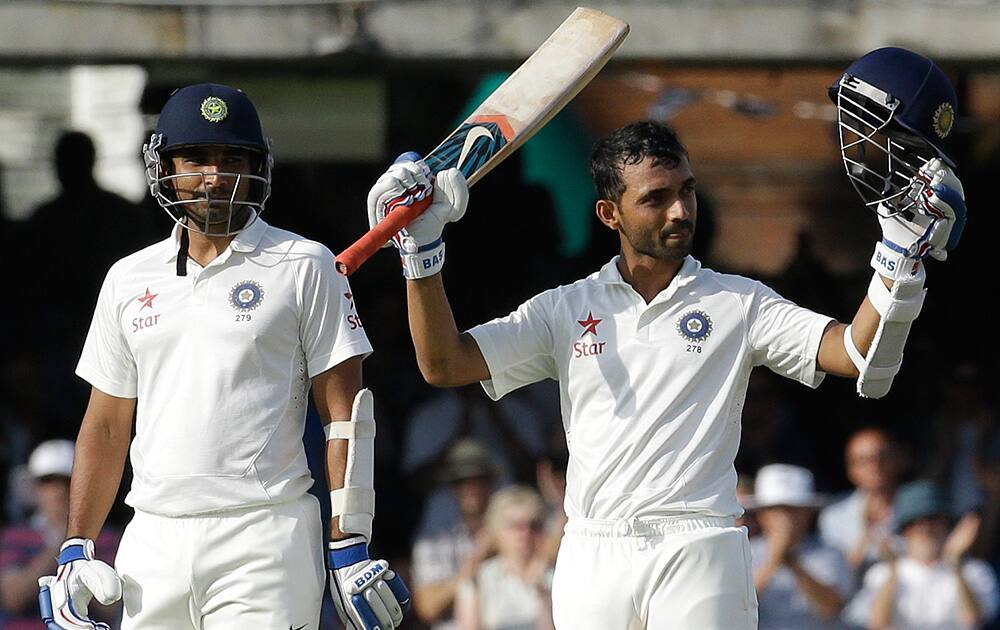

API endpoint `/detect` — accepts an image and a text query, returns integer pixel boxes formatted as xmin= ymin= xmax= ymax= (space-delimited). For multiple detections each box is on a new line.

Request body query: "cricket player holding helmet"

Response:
xmin=366 ymin=46 xmax=964 ymax=629
xmin=38 ymin=84 xmax=409 ymax=630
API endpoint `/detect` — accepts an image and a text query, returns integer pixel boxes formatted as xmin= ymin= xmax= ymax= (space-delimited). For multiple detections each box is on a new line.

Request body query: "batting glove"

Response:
xmin=366 ymin=152 xmax=469 ymax=279
xmin=38 ymin=538 xmax=122 ymax=630
xmin=872 ymin=157 xmax=966 ymax=280
xmin=329 ymin=536 xmax=410 ymax=630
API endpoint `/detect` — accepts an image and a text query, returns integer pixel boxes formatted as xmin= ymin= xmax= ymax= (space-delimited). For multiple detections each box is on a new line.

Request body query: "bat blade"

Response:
xmin=336 ymin=7 xmax=629 ymax=275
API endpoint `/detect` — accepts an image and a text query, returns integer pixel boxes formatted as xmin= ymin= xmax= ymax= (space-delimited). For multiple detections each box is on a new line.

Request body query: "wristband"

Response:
xmin=401 ymin=238 xmax=446 ymax=280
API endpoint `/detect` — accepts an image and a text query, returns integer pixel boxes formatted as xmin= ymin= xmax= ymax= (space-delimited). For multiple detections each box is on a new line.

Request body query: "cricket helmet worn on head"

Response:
xmin=143 ymin=83 xmax=273 ymax=237
xmin=830 ymin=47 xmax=957 ymax=216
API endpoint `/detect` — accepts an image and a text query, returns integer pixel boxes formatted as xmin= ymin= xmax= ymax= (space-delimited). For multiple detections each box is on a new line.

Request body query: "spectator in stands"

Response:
xmin=750 ymin=464 xmax=854 ymax=629
xmin=411 ymin=438 xmax=499 ymax=630
xmin=820 ymin=427 xmax=905 ymax=574
xmin=0 ymin=440 xmax=119 ymax=629
xmin=844 ymin=480 xmax=999 ymax=630
xmin=454 ymin=486 xmax=555 ymax=630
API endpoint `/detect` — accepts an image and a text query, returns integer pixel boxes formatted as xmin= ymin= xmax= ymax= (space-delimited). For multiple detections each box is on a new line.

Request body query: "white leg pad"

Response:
xmin=852 ymin=270 xmax=926 ymax=399
xmin=326 ymin=388 xmax=377 ymax=540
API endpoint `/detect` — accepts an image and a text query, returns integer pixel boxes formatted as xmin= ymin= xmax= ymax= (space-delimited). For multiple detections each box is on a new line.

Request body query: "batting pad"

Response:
xmin=845 ymin=270 xmax=926 ymax=398
xmin=326 ymin=389 xmax=377 ymax=540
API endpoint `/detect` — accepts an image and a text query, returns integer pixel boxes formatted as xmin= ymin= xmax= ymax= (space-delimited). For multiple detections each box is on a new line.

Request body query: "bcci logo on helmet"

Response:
xmin=200 ymin=96 xmax=228 ymax=123
xmin=677 ymin=310 xmax=713 ymax=343
xmin=933 ymin=102 xmax=954 ymax=139
xmin=229 ymin=280 xmax=264 ymax=311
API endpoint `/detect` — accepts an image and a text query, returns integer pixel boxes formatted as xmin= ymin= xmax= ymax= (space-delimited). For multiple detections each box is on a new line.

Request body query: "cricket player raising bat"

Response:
xmin=367 ymin=47 xmax=964 ymax=628
xmin=37 ymin=84 xmax=408 ymax=630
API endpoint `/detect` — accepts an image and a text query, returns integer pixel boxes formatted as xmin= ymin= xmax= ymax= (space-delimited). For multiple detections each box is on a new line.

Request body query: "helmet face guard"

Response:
xmin=830 ymin=47 xmax=957 ymax=219
xmin=143 ymin=83 xmax=273 ymax=236
xmin=143 ymin=133 xmax=273 ymax=236
xmin=834 ymin=75 xmax=933 ymax=218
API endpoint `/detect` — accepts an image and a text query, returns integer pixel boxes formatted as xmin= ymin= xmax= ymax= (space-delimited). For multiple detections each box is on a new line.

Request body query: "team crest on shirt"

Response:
xmin=229 ymin=280 xmax=264 ymax=311
xmin=677 ymin=310 xmax=713 ymax=343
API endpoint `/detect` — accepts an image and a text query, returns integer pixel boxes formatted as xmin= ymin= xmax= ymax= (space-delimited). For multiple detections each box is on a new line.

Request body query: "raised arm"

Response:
xmin=407 ymin=274 xmax=491 ymax=387
xmin=817 ymin=159 xmax=965 ymax=398
xmin=366 ymin=157 xmax=488 ymax=388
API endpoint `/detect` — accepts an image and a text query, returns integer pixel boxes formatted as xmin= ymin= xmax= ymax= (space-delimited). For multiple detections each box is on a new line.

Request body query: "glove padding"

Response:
xmin=329 ymin=536 xmax=410 ymax=630
xmin=366 ymin=155 xmax=468 ymax=278
xmin=38 ymin=538 xmax=122 ymax=630
xmin=874 ymin=157 xmax=966 ymax=278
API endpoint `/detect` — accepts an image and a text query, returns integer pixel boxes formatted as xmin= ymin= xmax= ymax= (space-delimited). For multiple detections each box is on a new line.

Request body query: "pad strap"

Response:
xmin=866 ymin=272 xmax=925 ymax=322
xmin=330 ymin=487 xmax=376 ymax=515
xmin=844 ymin=325 xmax=901 ymax=380
xmin=325 ymin=420 xmax=376 ymax=441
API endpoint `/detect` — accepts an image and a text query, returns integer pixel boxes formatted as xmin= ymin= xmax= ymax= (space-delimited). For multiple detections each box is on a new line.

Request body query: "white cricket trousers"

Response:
xmin=115 ymin=494 xmax=325 ymax=630
xmin=551 ymin=515 xmax=758 ymax=630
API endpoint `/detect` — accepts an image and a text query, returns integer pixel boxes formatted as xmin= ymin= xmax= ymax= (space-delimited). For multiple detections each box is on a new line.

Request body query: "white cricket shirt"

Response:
xmin=468 ymin=256 xmax=833 ymax=521
xmin=77 ymin=217 xmax=372 ymax=516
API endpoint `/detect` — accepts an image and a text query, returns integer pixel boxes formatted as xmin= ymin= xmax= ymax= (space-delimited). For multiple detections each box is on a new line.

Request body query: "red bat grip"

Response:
xmin=335 ymin=196 xmax=432 ymax=276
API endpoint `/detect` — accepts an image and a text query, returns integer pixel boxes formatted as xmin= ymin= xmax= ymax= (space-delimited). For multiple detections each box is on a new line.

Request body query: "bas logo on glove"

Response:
xmin=38 ymin=538 xmax=123 ymax=630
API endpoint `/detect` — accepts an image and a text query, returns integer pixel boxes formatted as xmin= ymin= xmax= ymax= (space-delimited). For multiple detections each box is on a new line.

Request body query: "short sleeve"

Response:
xmin=964 ymin=560 xmax=999 ymax=623
xmin=76 ymin=270 xmax=138 ymax=398
xmin=746 ymin=282 xmax=833 ymax=388
xmin=298 ymin=248 xmax=372 ymax=378
xmin=466 ymin=291 xmax=558 ymax=400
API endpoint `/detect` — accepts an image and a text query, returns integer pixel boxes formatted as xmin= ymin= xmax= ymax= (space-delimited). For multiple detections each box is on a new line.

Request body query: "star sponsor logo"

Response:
xmin=574 ymin=311 xmax=606 ymax=358
xmin=577 ymin=311 xmax=602 ymax=337
xmin=137 ymin=287 xmax=158 ymax=311
xmin=133 ymin=287 xmax=161 ymax=332
xmin=229 ymin=280 xmax=264 ymax=311
xmin=676 ymin=309 xmax=713 ymax=343
xmin=345 ymin=291 xmax=363 ymax=330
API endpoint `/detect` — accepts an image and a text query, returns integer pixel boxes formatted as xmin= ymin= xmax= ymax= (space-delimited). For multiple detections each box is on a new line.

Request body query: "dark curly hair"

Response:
xmin=589 ymin=121 xmax=688 ymax=203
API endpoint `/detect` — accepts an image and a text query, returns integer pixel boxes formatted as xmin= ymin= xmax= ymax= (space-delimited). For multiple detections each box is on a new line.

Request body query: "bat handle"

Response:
xmin=335 ymin=196 xmax=433 ymax=276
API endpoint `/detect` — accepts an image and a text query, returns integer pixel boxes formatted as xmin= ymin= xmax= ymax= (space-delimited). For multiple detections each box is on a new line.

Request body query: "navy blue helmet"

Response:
xmin=143 ymin=83 xmax=273 ymax=235
xmin=830 ymin=47 xmax=957 ymax=215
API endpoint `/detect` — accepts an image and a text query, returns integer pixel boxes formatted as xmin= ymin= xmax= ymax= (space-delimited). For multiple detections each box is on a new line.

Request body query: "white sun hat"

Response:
xmin=744 ymin=463 xmax=829 ymax=509
xmin=27 ymin=440 xmax=75 ymax=479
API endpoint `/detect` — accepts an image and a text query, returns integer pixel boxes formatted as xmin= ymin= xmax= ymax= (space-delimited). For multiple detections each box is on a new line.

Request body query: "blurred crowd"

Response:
xmin=2 ymin=124 xmax=999 ymax=630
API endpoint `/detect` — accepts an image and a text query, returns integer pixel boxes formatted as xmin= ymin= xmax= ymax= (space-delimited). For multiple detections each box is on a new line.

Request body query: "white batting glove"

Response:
xmin=366 ymin=153 xmax=469 ymax=279
xmin=329 ymin=536 xmax=410 ymax=630
xmin=872 ymin=157 xmax=966 ymax=280
xmin=38 ymin=538 xmax=123 ymax=630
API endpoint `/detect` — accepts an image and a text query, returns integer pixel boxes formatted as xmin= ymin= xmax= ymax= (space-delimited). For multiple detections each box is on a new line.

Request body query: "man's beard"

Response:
xmin=184 ymin=199 xmax=251 ymax=234
xmin=621 ymin=219 xmax=695 ymax=261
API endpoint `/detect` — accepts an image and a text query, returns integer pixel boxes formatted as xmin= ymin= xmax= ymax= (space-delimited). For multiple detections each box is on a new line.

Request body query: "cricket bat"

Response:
xmin=335 ymin=7 xmax=629 ymax=275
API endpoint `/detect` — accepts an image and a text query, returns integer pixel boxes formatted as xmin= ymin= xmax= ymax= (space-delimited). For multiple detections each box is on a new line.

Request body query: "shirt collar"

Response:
xmin=162 ymin=213 xmax=268 ymax=263
xmin=596 ymin=255 xmax=701 ymax=293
